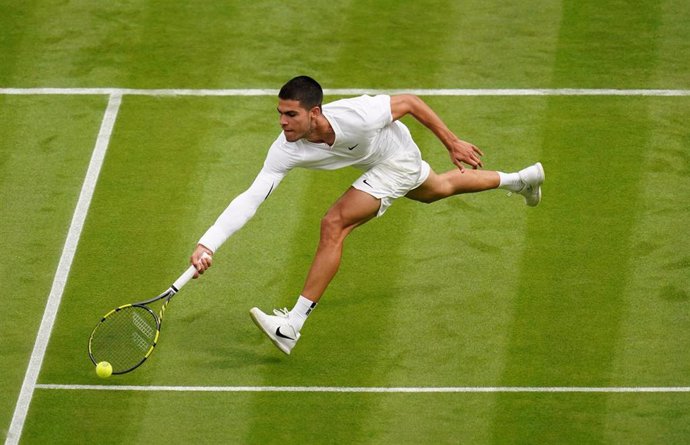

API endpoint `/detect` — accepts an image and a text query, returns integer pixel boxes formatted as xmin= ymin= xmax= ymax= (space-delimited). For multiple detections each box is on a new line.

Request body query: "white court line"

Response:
xmin=1 ymin=87 xmax=690 ymax=96
xmin=4 ymin=94 xmax=123 ymax=445
xmin=35 ymin=384 xmax=690 ymax=393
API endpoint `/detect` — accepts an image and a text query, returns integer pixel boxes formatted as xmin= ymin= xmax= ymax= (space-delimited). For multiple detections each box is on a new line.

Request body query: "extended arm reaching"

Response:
xmin=191 ymin=168 xmax=283 ymax=276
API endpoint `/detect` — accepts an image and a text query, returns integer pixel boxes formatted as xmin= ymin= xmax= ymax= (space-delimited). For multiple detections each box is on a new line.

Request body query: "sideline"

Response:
xmin=4 ymin=94 xmax=123 ymax=445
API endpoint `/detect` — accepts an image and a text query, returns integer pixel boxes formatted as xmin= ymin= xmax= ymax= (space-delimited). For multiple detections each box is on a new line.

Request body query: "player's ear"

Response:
xmin=309 ymin=105 xmax=322 ymax=118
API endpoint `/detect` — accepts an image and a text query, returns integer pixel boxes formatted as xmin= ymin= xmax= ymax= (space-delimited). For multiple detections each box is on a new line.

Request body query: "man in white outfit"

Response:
xmin=190 ymin=76 xmax=544 ymax=355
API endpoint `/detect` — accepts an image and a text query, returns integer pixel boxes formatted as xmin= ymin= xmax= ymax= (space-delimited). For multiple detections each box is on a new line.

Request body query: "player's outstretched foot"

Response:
xmin=250 ymin=307 xmax=300 ymax=355
xmin=517 ymin=162 xmax=545 ymax=207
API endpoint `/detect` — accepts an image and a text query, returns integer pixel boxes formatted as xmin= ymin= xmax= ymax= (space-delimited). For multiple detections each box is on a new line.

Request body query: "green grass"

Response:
xmin=2 ymin=1 xmax=690 ymax=444
xmin=0 ymin=94 xmax=108 ymax=436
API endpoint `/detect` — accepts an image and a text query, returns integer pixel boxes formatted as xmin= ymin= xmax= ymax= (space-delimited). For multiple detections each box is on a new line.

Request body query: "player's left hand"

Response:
xmin=449 ymin=139 xmax=484 ymax=172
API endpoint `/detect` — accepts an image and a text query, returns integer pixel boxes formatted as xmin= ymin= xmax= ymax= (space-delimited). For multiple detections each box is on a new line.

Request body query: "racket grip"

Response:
xmin=172 ymin=265 xmax=197 ymax=291
xmin=172 ymin=252 xmax=211 ymax=291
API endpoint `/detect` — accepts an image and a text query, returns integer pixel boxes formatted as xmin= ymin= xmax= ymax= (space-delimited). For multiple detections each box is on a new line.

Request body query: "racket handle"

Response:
xmin=172 ymin=265 xmax=197 ymax=292
xmin=172 ymin=252 xmax=211 ymax=292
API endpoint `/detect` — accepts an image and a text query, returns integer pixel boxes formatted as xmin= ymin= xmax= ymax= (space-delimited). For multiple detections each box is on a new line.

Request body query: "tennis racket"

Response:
xmin=87 ymin=256 xmax=207 ymax=375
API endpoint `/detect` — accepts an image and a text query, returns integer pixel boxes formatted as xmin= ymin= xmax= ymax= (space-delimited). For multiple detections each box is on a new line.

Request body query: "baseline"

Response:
xmin=1 ymin=88 xmax=690 ymax=97
xmin=35 ymin=384 xmax=690 ymax=394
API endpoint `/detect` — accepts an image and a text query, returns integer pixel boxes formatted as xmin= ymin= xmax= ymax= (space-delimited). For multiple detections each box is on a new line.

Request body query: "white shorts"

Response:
xmin=352 ymin=137 xmax=431 ymax=216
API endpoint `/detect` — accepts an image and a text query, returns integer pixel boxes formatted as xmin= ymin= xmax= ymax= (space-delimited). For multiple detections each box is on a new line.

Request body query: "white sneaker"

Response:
xmin=249 ymin=307 xmax=300 ymax=355
xmin=517 ymin=162 xmax=545 ymax=207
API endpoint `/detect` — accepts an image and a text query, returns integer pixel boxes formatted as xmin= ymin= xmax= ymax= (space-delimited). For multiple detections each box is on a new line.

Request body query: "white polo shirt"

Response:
xmin=199 ymin=94 xmax=428 ymax=252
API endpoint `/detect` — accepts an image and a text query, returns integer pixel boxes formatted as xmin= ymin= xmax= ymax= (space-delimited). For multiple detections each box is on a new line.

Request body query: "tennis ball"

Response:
xmin=96 ymin=361 xmax=112 ymax=378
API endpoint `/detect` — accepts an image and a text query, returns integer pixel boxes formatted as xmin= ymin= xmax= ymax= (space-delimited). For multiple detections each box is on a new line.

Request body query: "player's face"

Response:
xmin=277 ymin=99 xmax=317 ymax=142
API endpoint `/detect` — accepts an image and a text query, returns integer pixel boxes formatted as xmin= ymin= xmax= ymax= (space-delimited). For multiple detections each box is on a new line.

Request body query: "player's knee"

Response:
xmin=319 ymin=212 xmax=345 ymax=243
xmin=432 ymin=179 xmax=456 ymax=201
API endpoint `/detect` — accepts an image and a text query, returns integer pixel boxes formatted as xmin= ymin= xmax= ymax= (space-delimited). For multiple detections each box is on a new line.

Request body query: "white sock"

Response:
xmin=497 ymin=171 xmax=523 ymax=192
xmin=288 ymin=295 xmax=317 ymax=332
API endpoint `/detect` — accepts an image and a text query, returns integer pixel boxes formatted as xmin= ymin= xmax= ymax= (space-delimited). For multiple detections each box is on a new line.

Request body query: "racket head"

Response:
xmin=88 ymin=303 xmax=161 ymax=374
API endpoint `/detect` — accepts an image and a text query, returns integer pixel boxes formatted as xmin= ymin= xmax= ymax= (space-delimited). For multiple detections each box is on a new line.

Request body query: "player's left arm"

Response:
xmin=390 ymin=94 xmax=483 ymax=172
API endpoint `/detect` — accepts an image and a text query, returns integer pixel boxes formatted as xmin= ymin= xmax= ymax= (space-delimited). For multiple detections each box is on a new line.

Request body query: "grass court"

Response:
xmin=1 ymin=1 xmax=689 ymax=443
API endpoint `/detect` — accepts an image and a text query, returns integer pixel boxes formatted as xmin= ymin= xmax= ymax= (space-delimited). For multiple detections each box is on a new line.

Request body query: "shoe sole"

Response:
xmin=249 ymin=307 xmax=292 ymax=355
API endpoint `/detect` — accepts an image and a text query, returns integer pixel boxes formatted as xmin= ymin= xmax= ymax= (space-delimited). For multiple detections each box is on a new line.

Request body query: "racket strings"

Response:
xmin=90 ymin=305 xmax=159 ymax=373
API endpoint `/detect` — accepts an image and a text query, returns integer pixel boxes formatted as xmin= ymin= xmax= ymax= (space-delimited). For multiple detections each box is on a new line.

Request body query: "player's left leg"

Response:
xmin=406 ymin=162 xmax=544 ymax=206
xmin=405 ymin=168 xmax=500 ymax=203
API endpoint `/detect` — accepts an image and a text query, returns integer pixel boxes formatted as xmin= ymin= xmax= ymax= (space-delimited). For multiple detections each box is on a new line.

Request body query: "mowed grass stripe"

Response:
xmin=605 ymin=0 xmax=690 ymax=387
xmin=493 ymin=96 xmax=656 ymax=443
xmin=603 ymin=98 xmax=690 ymax=442
xmin=494 ymin=1 xmax=667 ymax=442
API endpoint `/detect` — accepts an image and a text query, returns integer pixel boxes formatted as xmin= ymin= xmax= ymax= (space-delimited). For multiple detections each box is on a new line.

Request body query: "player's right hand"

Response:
xmin=191 ymin=244 xmax=213 ymax=278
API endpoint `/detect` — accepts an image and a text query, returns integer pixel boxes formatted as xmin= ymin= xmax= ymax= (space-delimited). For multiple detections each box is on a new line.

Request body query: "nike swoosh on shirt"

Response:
xmin=347 ymin=144 xmax=359 ymax=151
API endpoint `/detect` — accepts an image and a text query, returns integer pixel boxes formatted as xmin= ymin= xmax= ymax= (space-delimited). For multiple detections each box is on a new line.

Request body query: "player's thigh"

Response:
xmin=405 ymin=169 xmax=448 ymax=203
xmin=326 ymin=187 xmax=381 ymax=229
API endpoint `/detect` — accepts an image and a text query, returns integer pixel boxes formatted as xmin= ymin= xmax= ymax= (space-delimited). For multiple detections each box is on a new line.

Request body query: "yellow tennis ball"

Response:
xmin=96 ymin=361 xmax=112 ymax=378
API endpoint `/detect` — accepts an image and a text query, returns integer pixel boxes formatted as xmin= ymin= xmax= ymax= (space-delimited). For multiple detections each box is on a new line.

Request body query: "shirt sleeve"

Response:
xmin=343 ymin=95 xmax=393 ymax=132
xmin=197 ymin=140 xmax=292 ymax=252
xmin=366 ymin=94 xmax=393 ymax=129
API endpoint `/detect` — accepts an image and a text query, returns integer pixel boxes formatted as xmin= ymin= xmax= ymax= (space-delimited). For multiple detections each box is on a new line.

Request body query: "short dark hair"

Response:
xmin=279 ymin=76 xmax=323 ymax=110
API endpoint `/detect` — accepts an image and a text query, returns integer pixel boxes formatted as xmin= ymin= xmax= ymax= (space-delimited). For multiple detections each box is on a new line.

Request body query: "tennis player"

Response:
xmin=190 ymin=76 xmax=544 ymax=354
